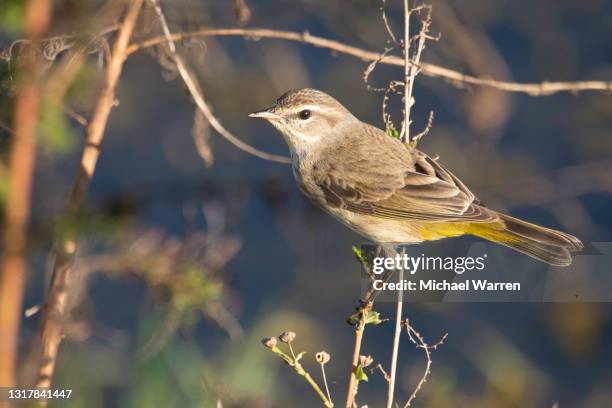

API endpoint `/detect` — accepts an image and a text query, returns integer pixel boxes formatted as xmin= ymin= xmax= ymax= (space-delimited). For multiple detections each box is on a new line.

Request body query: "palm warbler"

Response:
xmin=249 ymin=88 xmax=582 ymax=266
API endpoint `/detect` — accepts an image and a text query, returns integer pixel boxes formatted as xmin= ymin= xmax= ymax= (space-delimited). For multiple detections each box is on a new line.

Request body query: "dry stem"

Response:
xmin=401 ymin=3 xmax=432 ymax=143
xmin=148 ymin=0 xmax=290 ymax=164
xmin=319 ymin=362 xmax=333 ymax=405
xmin=386 ymin=267 xmax=404 ymax=408
xmin=36 ymin=0 xmax=144 ymax=389
xmin=0 ymin=0 xmax=52 ymax=388
xmin=126 ymin=28 xmax=612 ymax=96
xmin=403 ymin=320 xmax=448 ymax=407
xmin=345 ymin=302 xmax=370 ymax=408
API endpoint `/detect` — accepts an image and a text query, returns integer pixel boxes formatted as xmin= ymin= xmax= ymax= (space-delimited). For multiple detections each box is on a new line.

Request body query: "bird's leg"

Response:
xmin=360 ymin=244 xmax=404 ymax=305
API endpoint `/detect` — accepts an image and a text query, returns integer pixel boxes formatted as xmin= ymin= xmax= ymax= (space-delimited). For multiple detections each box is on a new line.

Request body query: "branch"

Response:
xmin=0 ymin=0 xmax=53 ymax=388
xmin=411 ymin=110 xmax=434 ymax=146
xmin=36 ymin=0 xmax=144 ymax=389
xmin=387 ymin=0 xmax=430 ymax=403
xmin=345 ymin=302 xmax=369 ymax=408
xmin=400 ymin=0 xmax=411 ymax=142
xmin=148 ymin=1 xmax=290 ymax=164
xmin=401 ymin=4 xmax=432 ymax=143
xmin=403 ymin=320 xmax=448 ymax=407
xmin=386 ymin=249 xmax=405 ymax=408
xmin=126 ymin=28 xmax=612 ymax=96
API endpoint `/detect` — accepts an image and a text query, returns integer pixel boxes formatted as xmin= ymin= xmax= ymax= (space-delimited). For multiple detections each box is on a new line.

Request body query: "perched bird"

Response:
xmin=249 ymin=88 xmax=582 ymax=266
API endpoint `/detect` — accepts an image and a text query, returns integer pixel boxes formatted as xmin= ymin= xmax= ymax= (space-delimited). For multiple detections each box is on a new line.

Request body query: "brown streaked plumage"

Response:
xmin=249 ymin=88 xmax=583 ymax=266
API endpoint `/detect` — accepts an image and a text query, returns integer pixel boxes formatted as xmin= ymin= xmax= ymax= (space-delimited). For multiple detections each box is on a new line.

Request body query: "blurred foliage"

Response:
xmin=0 ymin=0 xmax=24 ymax=36
xmin=39 ymin=100 xmax=74 ymax=155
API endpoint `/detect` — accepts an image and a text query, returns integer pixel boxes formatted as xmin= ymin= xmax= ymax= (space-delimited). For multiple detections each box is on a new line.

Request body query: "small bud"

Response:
xmin=279 ymin=331 xmax=296 ymax=343
xmin=262 ymin=337 xmax=277 ymax=349
xmin=315 ymin=351 xmax=331 ymax=364
xmin=359 ymin=354 xmax=373 ymax=367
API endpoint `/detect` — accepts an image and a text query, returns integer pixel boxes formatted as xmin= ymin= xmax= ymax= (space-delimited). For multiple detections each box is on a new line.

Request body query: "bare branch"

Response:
xmin=411 ymin=110 xmax=434 ymax=146
xmin=147 ymin=1 xmax=290 ymax=164
xmin=36 ymin=0 xmax=145 ymax=389
xmin=0 ymin=0 xmax=52 ymax=387
xmin=381 ymin=0 xmax=399 ymax=44
xmin=401 ymin=4 xmax=432 ymax=143
xmin=400 ymin=0 xmax=412 ymax=142
xmin=363 ymin=46 xmax=395 ymax=91
xmin=403 ymin=319 xmax=448 ymax=408
xmin=345 ymin=304 xmax=368 ymax=408
xmin=63 ymin=106 xmax=88 ymax=127
xmin=386 ymin=249 xmax=405 ymax=408
xmin=126 ymin=28 xmax=612 ymax=96
xmin=375 ymin=363 xmax=391 ymax=383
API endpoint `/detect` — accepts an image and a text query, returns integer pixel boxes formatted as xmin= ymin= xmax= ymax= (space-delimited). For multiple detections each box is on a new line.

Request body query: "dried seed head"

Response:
xmin=315 ymin=351 xmax=331 ymax=364
xmin=279 ymin=331 xmax=296 ymax=343
xmin=262 ymin=337 xmax=277 ymax=349
xmin=359 ymin=354 xmax=373 ymax=367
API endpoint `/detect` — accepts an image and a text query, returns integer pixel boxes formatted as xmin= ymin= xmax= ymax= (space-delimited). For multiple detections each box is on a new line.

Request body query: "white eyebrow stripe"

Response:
xmin=291 ymin=105 xmax=332 ymax=117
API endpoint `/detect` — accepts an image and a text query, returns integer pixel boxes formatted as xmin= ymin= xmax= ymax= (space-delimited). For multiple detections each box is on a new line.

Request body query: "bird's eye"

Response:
xmin=298 ymin=109 xmax=312 ymax=120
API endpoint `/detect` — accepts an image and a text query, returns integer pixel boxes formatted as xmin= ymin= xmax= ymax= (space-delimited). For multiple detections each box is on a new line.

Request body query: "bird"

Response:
xmin=249 ymin=88 xmax=583 ymax=266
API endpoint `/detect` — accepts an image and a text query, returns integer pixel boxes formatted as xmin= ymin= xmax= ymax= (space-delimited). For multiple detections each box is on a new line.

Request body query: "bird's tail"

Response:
xmin=467 ymin=212 xmax=583 ymax=266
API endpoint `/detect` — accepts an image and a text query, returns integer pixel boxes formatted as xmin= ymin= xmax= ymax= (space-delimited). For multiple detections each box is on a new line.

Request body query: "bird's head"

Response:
xmin=249 ymin=88 xmax=356 ymax=155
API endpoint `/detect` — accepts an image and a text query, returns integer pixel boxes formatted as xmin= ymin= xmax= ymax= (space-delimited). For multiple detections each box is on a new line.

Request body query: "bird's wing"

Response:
xmin=313 ymin=125 xmax=497 ymax=223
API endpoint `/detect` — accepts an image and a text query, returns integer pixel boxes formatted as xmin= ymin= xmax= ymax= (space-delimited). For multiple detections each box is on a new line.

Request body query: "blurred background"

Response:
xmin=1 ymin=0 xmax=612 ymax=407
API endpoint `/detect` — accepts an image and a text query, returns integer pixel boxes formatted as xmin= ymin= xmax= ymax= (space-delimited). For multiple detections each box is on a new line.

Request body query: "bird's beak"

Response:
xmin=248 ymin=108 xmax=281 ymax=120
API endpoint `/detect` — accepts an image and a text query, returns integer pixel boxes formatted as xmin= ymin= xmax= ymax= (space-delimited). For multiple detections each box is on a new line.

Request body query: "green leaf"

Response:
xmin=364 ymin=310 xmax=383 ymax=325
xmin=347 ymin=310 xmax=361 ymax=326
xmin=354 ymin=364 xmax=368 ymax=382
xmin=352 ymin=246 xmax=365 ymax=263
xmin=386 ymin=123 xmax=400 ymax=139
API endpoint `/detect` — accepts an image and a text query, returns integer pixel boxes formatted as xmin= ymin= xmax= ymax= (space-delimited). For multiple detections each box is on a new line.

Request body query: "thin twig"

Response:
xmin=36 ymin=0 xmax=144 ymax=389
xmin=400 ymin=0 xmax=412 ymax=142
xmin=375 ymin=363 xmax=391 ymax=383
xmin=381 ymin=0 xmax=398 ymax=44
xmin=386 ymin=248 xmax=405 ymax=408
xmin=148 ymin=0 xmax=290 ymax=164
xmin=345 ymin=302 xmax=370 ymax=408
xmin=126 ymin=28 xmax=612 ymax=96
xmin=320 ymin=362 xmax=333 ymax=405
xmin=401 ymin=3 xmax=432 ymax=143
xmin=403 ymin=319 xmax=448 ymax=407
xmin=64 ymin=106 xmax=88 ymax=127
xmin=411 ymin=110 xmax=434 ymax=146
xmin=363 ymin=46 xmax=395 ymax=91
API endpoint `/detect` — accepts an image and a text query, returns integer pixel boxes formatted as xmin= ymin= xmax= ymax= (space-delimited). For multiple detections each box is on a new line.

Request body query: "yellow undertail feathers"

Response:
xmin=414 ymin=211 xmax=583 ymax=266
xmin=467 ymin=213 xmax=583 ymax=266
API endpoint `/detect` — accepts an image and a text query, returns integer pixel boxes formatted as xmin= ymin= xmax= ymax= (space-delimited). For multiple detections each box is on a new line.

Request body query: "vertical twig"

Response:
xmin=401 ymin=0 xmax=412 ymax=143
xmin=400 ymin=2 xmax=432 ymax=143
xmin=321 ymin=365 xmax=332 ymax=405
xmin=36 ymin=0 xmax=144 ymax=389
xmin=386 ymin=247 xmax=404 ymax=408
xmin=0 ymin=0 xmax=52 ymax=388
xmin=403 ymin=320 xmax=447 ymax=407
xmin=386 ymin=1 xmax=415 ymax=405
xmin=345 ymin=302 xmax=370 ymax=408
